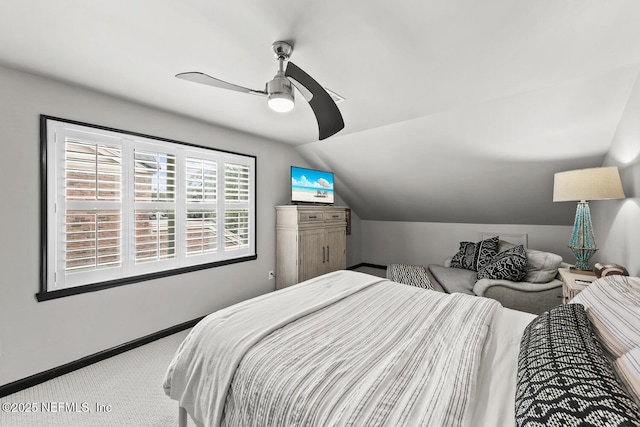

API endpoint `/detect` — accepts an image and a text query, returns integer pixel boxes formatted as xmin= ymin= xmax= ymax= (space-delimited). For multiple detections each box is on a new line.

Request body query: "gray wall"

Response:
xmin=0 ymin=65 xmax=310 ymax=386
xmin=592 ymin=73 xmax=640 ymax=276
xmin=346 ymin=210 xmax=363 ymax=267
xmin=361 ymin=221 xmax=573 ymax=267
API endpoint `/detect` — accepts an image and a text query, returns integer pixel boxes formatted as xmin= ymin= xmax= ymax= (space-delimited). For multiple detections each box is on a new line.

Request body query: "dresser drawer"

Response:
xmin=298 ymin=211 xmax=324 ymax=222
xmin=323 ymin=211 xmax=345 ymax=222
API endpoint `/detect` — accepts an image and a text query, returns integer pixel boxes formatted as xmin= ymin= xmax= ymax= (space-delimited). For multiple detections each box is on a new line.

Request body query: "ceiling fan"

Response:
xmin=176 ymin=41 xmax=345 ymax=140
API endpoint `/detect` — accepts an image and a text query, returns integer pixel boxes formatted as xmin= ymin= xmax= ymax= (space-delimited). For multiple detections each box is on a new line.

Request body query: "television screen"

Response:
xmin=291 ymin=166 xmax=335 ymax=204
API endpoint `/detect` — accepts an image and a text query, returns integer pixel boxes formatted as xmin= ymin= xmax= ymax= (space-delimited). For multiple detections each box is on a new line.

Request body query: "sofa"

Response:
xmin=390 ymin=237 xmax=569 ymax=314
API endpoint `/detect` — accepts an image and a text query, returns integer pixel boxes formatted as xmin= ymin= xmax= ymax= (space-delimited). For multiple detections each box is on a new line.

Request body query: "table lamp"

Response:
xmin=553 ymin=166 xmax=625 ymax=270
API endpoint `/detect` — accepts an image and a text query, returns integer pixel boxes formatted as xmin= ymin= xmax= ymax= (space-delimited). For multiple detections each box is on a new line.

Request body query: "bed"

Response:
xmin=163 ymin=270 xmax=640 ymax=427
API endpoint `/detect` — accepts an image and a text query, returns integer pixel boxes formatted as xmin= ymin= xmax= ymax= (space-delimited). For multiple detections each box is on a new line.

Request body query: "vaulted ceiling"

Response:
xmin=2 ymin=1 xmax=640 ymax=224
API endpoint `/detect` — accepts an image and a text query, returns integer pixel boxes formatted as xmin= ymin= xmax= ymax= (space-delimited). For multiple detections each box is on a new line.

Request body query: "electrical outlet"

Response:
xmin=268 ymin=271 xmax=275 ymax=280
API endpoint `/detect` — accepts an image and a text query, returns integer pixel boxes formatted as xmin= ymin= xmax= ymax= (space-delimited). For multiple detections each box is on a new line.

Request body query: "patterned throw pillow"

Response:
xmin=449 ymin=236 xmax=498 ymax=271
xmin=477 ymin=245 xmax=527 ymax=281
xmin=450 ymin=242 xmax=475 ymax=270
xmin=516 ymin=304 xmax=640 ymax=427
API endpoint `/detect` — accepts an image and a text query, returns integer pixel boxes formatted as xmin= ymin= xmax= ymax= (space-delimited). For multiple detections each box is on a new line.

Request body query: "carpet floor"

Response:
xmin=0 ymin=329 xmax=195 ymax=427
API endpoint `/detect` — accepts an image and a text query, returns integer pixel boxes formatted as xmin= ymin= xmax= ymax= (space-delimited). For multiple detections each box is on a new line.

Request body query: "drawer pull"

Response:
xmin=309 ymin=215 xmax=317 ymax=219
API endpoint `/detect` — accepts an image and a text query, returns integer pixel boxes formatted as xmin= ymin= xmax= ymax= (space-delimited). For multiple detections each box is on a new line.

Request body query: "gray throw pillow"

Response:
xmin=523 ymin=248 xmax=562 ymax=283
xmin=477 ymin=244 xmax=528 ymax=281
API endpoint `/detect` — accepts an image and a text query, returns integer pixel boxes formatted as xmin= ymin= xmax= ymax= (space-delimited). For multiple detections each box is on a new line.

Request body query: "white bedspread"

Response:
xmin=164 ymin=270 xmax=533 ymax=427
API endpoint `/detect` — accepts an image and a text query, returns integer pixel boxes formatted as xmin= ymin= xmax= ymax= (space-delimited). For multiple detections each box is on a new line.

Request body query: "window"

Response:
xmin=39 ymin=116 xmax=256 ymax=301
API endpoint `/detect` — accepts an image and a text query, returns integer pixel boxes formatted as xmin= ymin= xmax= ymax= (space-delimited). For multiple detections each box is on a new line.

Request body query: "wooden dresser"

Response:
xmin=275 ymin=205 xmax=347 ymax=289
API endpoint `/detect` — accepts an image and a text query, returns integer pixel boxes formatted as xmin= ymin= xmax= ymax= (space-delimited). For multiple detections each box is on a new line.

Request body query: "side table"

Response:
xmin=558 ymin=267 xmax=596 ymax=304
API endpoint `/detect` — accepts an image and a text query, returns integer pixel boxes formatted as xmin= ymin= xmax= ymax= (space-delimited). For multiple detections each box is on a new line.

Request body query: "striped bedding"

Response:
xmin=164 ymin=270 xmax=521 ymax=427
xmin=570 ymin=275 xmax=640 ymax=358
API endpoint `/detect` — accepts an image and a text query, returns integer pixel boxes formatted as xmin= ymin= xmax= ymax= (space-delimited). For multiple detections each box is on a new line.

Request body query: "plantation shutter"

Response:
xmin=133 ymin=148 xmax=177 ymax=266
xmin=43 ymin=117 xmax=256 ymax=298
xmin=185 ymin=156 xmax=217 ymax=257
xmin=52 ymin=130 xmax=125 ymax=289
xmin=224 ymin=161 xmax=251 ymax=250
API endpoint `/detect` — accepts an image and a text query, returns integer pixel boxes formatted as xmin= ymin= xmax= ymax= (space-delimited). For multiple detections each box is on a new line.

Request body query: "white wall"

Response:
xmin=592 ymin=73 xmax=640 ymax=276
xmin=361 ymin=221 xmax=573 ymax=267
xmin=0 ymin=65 xmax=311 ymax=386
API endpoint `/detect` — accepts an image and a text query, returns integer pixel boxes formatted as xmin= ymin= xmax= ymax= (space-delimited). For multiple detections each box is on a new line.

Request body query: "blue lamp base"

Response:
xmin=568 ymin=201 xmax=597 ymax=271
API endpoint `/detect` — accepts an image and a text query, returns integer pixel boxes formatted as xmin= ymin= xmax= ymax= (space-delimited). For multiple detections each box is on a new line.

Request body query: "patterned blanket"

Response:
xmin=386 ymin=263 xmax=434 ymax=289
xmin=164 ymin=270 xmax=500 ymax=427
xmin=516 ymin=304 xmax=640 ymax=426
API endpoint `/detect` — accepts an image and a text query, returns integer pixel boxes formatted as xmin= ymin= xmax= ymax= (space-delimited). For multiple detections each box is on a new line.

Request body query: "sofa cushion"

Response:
xmin=427 ymin=264 xmax=476 ymax=295
xmin=449 ymin=236 xmax=499 ymax=271
xmin=477 ymin=245 xmax=528 ymax=281
xmin=522 ymin=248 xmax=563 ymax=283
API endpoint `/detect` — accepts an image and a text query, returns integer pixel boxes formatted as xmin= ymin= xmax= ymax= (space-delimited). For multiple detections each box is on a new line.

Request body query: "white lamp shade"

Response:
xmin=553 ymin=166 xmax=625 ymax=202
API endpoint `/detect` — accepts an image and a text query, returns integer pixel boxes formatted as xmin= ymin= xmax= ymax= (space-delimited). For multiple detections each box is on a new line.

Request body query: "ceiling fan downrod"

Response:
xmin=267 ymin=41 xmax=295 ymax=112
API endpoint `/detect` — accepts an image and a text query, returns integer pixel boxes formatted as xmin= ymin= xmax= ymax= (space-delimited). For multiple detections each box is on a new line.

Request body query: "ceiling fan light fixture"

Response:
xmin=267 ymin=72 xmax=294 ymax=113
xmin=268 ymin=93 xmax=295 ymax=113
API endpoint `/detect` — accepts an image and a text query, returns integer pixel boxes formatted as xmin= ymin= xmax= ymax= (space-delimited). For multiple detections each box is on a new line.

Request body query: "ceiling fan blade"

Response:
xmin=285 ymin=62 xmax=344 ymax=140
xmin=176 ymin=72 xmax=266 ymax=96
xmin=288 ymin=79 xmax=314 ymax=102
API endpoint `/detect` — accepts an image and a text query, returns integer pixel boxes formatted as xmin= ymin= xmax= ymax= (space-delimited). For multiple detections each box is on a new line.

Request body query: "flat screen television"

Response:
xmin=291 ymin=166 xmax=335 ymax=204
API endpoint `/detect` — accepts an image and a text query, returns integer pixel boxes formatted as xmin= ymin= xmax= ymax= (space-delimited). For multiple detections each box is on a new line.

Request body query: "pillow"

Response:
xmin=449 ymin=242 xmax=475 ymax=270
xmin=516 ymin=304 xmax=640 ymax=426
xmin=386 ymin=264 xmax=434 ymax=290
xmin=615 ymin=347 xmax=640 ymax=406
xmin=449 ymin=236 xmax=498 ymax=271
xmin=523 ymin=248 xmax=563 ymax=283
xmin=477 ymin=245 xmax=527 ymax=281
xmin=497 ymin=240 xmax=562 ymax=283
xmin=571 ymin=275 xmax=640 ymax=358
